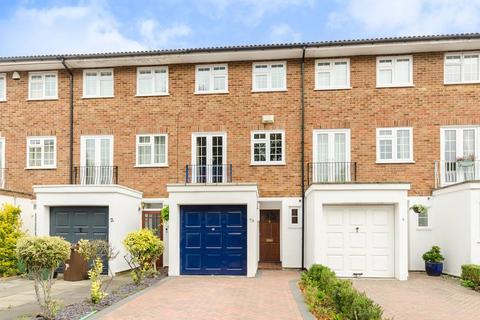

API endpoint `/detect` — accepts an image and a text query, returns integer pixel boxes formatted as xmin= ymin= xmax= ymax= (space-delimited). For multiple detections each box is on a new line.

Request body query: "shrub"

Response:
xmin=123 ymin=229 xmax=164 ymax=284
xmin=0 ymin=204 xmax=24 ymax=277
xmin=16 ymin=236 xmax=70 ymax=319
xmin=160 ymin=205 xmax=169 ymax=224
xmin=300 ymin=264 xmax=383 ymax=320
xmin=422 ymin=246 xmax=444 ymax=263
xmin=461 ymin=264 xmax=480 ymax=291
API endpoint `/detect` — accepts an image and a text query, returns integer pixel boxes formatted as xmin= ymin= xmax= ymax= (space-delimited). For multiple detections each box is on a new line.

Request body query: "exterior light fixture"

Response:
xmin=12 ymin=72 xmax=20 ymax=80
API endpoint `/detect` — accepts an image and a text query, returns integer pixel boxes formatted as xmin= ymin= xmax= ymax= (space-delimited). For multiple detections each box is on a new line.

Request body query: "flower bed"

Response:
xmin=461 ymin=264 xmax=480 ymax=291
xmin=299 ymin=264 xmax=383 ymax=320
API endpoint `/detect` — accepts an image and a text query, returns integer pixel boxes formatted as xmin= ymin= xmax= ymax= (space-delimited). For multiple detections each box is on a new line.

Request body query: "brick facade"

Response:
xmin=0 ymin=51 xmax=479 ymax=197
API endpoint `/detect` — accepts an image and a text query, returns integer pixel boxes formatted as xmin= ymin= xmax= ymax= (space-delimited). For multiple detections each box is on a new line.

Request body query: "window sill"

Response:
xmin=250 ymin=162 xmax=286 ymax=166
xmin=376 ymin=160 xmax=415 ymax=164
xmin=194 ymin=91 xmax=229 ymax=95
xmin=135 ymin=93 xmax=169 ymax=97
xmin=376 ymin=84 xmax=415 ymax=89
xmin=416 ymin=227 xmax=432 ymax=231
xmin=444 ymin=81 xmax=480 ymax=85
xmin=288 ymin=225 xmax=302 ymax=229
xmin=251 ymin=89 xmax=287 ymax=93
xmin=134 ymin=164 xmax=168 ymax=168
xmin=0 ymin=99 xmax=6 ymax=102
xmin=25 ymin=167 xmax=57 ymax=170
xmin=314 ymin=87 xmax=351 ymax=91
xmin=27 ymin=98 xmax=59 ymax=101
xmin=81 ymin=95 xmax=115 ymax=99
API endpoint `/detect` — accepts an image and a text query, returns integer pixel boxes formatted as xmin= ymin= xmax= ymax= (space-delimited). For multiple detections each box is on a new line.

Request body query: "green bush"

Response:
xmin=422 ymin=246 xmax=444 ymax=263
xmin=123 ymin=229 xmax=164 ymax=284
xmin=461 ymin=264 xmax=480 ymax=291
xmin=0 ymin=204 xmax=24 ymax=276
xmin=16 ymin=236 xmax=70 ymax=319
xmin=300 ymin=264 xmax=383 ymax=320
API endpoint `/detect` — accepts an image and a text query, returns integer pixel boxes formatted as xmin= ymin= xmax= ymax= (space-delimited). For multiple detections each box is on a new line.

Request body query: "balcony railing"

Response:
xmin=308 ymin=162 xmax=357 ymax=185
xmin=435 ymin=160 xmax=480 ymax=188
xmin=185 ymin=164 xmax=233 ymax=184
xmin=74 ymin=166 xmax=118 ymax=185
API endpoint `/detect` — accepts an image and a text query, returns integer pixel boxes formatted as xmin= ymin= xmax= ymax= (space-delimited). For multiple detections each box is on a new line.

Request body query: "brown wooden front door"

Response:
xmin=259 ymin=209 xmax=280 ymax=262
xmin=142 ymin=210 xmax=163 ymax=268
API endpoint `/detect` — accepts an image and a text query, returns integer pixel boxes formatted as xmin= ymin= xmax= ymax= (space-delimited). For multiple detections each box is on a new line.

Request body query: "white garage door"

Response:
xmin=323 ymin=205 xmax=395 ymax=278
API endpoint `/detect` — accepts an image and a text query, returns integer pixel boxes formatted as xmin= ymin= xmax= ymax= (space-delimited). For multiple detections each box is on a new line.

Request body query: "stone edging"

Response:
xmin=289 ymin=279 xmax=315 ymax=320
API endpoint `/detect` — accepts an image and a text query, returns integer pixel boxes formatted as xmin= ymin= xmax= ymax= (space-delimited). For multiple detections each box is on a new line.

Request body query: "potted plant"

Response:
xmin=457 ymin=154 xmax=475 ymax=167
xmin=410 ymin=204 xmax=427 ymax=215
xmin=423 ymin=246 xmax=444 ymax=276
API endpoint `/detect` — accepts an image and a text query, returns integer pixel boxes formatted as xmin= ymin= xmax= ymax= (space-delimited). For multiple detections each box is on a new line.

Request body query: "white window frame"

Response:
xmin=251 ymin=130 xmax=286 ymax=165
xmin=314 ymin=58 xmax=351 ymax=90
xmin=136 ymin=66 xmax=169 ymax=96
xmin=28 ymin=71 xmax=58 ymax=100
xmin=376 ymin=127 xmax=414 ymax=163
xmin=135 ymin=134 xmax=168 ymax=167
xmin=0 ymin=137 xmax=4 ymax=188
xmin=194 ymin=64 xmax=228 ymax=94
xmin=376 ymin=55 xmax=413 ymax=88
xmin=252 ymin=61 xmax=287 ymax=92
xmin=82 ymin=69 xmax=114 ymax=98
xmin=444 ymin=52 xmax=480 ymax=84
xmin=80 ymin=135 xmax=114 ymax=167
xmin=26 ymin=136 xmax=57 ymax=169
xmin=289 ymin=207 xmax=301 ymax=228
xmin=0 ymin=73 xmax=6 ymax=101
xmin=417 ymin=210 xmax=429 ymax=229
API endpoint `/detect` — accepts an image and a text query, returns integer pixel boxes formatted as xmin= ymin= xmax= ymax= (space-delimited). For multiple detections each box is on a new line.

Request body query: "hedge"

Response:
xmin=300 ymin=264 xmax=383 ymax=320
xmin=461 ymin=264 xmax=480 ymax=291
xmin=0 ymin=204 xmax=23 ymax=276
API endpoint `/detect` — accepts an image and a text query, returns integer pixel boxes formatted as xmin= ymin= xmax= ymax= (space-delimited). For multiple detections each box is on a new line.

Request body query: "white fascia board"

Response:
xmin=433 ymin=182 xmax=480 ymax=196
xmin=305 ymin=183 xmax=411 ymax=197
xmin=167 ymin=183 xmax=258 ymax=195
xmin=33 ymin=184 xmax=143 ymax=198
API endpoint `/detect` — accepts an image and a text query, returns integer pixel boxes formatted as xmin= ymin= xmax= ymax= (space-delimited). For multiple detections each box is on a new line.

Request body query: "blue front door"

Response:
xmin=180 ymin=205 xmax=247 ymax=275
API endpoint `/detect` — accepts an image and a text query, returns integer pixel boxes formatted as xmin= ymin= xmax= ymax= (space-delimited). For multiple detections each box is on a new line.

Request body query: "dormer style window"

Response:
xmin=28 ymin=72 xmax=58 ymax=100
xmin=315 ymin=59 xmax=350 ymax=90
xmin=444 ymin=53 xmax=480 ymax=84
xmin=0 ymin=73 xmax=5 ymax=101
xmin=137 ymin=67 xmax=168 ymax=96
xmin=376 ymin=56 xmax=413 ymax=87
xmin=83 ymin=69 xmax=114 ymax=98
xmin=252 ymin=62 xmax=286 ymax=92
xmin=195 ymin=64 xmax=228 ymax=94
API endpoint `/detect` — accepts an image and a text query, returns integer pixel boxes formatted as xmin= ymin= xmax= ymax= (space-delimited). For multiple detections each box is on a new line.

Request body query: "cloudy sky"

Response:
xmin=0 ymin=0 xmax=479 ymax=56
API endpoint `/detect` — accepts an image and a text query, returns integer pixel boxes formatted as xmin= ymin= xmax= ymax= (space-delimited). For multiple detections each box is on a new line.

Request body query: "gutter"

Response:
xmin=300 ymin=46 xmax=306 ymax=270
xmin=59 ymin=58 xmax=74 ymax=184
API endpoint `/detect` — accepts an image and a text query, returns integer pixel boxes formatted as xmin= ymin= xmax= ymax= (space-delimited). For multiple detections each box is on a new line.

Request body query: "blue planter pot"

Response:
xmin=425 ymin=261 xmax=443 ymax=276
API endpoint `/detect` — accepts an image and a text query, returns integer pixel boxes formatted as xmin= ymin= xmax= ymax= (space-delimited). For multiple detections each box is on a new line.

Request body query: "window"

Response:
xmin=251 ymin=131 xmax=285 ymax=165
xmin=313 ymin=129 xmax=351 ymax=183
xmin=376 ymin=127 xmax=413 ymax=163
xmin=83 ymin=69 xmax=114 ymax=98
xmin=376 ymin=56 xmax=413 ymax=87
xmin=195 ymin=64 xmax=228 ymax=94
xmin=444 ymin=53 xmax=480 ymax=84
xmin=315 ymin=59 xmax=350 ymax=90
xmin=290 ymin=207 xmax=300 ymax=226
xmin=418 ymin=210 xmax=429 ymax=228
xmin=137 ymin=67 xmax=168 ymax=96
xmin=252 ymin=62 xmax=286 ymax=91
xmin=28 ymin=72 xmax=58 ymax=100
xmin=26 ymin=137 xmax=56 ymax=169
xmin=0 ymin=73 xmax=5 ymax=101
xmin=136 ymin=134 xmax=168 ymax=167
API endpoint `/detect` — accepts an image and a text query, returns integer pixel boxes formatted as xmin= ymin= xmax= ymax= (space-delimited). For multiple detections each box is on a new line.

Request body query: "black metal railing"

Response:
xmin=435 ymin=160 xmax=480 ymax=188
xmin=185 ymin=164 xmax=233 ymax=184
xmin=74 ymin=166 xmax=118 ymax=185
xmin=308 ymin=162 xmax=357 ymax=185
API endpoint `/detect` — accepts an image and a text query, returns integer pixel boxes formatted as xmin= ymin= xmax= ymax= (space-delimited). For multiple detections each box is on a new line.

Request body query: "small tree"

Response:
xmin=0 ymin=204 xmax=24 ymax=276
xmin=123 ymin=229 xmax=164 ymax=284
xmin=77 ymin=239 xmax=117 ymax=304
xmin=16 ymin=236 xmax=70 ymax=319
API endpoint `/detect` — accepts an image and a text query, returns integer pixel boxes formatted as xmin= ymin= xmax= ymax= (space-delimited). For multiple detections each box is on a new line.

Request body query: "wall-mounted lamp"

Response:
xmin=12 ymin=72 xmax=20 ymax=80
xmin=262 ymin=115 xmax=274 ymax=124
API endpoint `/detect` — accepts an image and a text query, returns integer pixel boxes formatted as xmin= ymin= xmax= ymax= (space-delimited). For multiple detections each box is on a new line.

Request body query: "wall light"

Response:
xmin=12 ymin=72 xmax=20 ymax=80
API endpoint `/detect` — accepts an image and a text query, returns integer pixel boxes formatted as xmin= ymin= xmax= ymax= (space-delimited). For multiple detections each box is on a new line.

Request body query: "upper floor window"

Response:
xmin=136 ymin=134 xmax=168 ymax=167
xmin=376 ymin=56 xmax=413 ymax=87
xmin=195 ymin=64 xmax=228 ymax=94
xmin=26 ymin=136 xmax=56 ymax=169
xmin=444 ymin=53 xmax=480 ymax=84
xmin=137 ymin=67 xmax=168 ymax=96
xmin=0 ymin=73 xmax=5 ymax=101
xmin=315 ymin=59 xmax=350 ymax=90
xmin=376 ymin=127 xmax=413 ymax=163
xmin=83 ymin=69 xmax=114 ymax=98
xmin=251 ymin=131 xmax=285 ymax=165
xmin=252 ymin=62 xmax=286 ymax=91
xmin=28 ymin=72 xmax=58 ymax=100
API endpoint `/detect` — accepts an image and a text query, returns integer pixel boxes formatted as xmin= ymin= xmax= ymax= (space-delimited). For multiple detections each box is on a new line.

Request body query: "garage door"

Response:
xmin=323 ymin=205 xmax=394 ymax=278
xmin=180 ymin=205 xmax=247 ymax=275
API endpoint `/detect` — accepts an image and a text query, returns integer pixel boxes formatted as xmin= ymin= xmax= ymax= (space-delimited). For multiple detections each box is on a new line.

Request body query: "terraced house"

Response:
xmin=1 ymin=33 xmax=480 ymax=279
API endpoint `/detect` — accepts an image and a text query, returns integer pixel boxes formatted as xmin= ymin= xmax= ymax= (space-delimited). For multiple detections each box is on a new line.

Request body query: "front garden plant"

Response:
xmin=0 ymin=204 xmax=24 ymax=277
xmin=461 ymin=264 xmax=480 ymax=291
xmin=423 ymin=246 xmax=444 ymax=276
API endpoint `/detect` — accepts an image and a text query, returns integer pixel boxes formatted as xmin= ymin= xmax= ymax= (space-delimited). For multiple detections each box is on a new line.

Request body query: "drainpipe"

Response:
xmin=59 ymin=58 xmax=74 ymax=184
xmin=301 ymin=47 xmax=306 ymax=270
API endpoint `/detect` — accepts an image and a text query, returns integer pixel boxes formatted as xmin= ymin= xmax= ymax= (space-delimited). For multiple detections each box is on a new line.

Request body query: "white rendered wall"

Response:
xmin=33 ymin=185 xmax=143 ymax=275
xmin=167 ymin=184 xmax=259 ymax=277
xmin=304 ymin=184 xmax=410 ymax=280
xmin=408 ymin=196 xmax=434 ymax=271
xmin=305 ymin=190 xmax=316 ymax=269
xmin=0 ymin=193 xmax=35 ymax=235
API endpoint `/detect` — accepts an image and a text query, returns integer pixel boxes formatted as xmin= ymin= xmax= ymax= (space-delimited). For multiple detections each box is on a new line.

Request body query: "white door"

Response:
xmin=313 ymin=129 xmax=351 ymax=183
xmin=80 ymin=136 xmax=114 ymax=184
xmin=192 ymin=133 xmax=226 ymax=183
xmin=323 ymin=205 xmax=395 ymax=278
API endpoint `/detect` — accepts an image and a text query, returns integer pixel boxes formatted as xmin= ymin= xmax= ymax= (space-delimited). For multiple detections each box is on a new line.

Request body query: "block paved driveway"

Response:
xmin=352 ymin=272 xmax=480 ymax=320
xmin=99 ymin=270 xmax=305 ymax=320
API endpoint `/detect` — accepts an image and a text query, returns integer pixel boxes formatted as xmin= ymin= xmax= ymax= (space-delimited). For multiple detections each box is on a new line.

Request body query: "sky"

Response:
xmin=0 ymin=0 xmax=479 ymax=57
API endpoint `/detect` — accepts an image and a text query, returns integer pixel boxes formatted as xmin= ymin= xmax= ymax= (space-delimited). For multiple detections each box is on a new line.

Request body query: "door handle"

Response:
xmin=266 ymin=238 xmax=273 ymax=243
xmin=355 ymin=227 xmax=359 ymax=233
